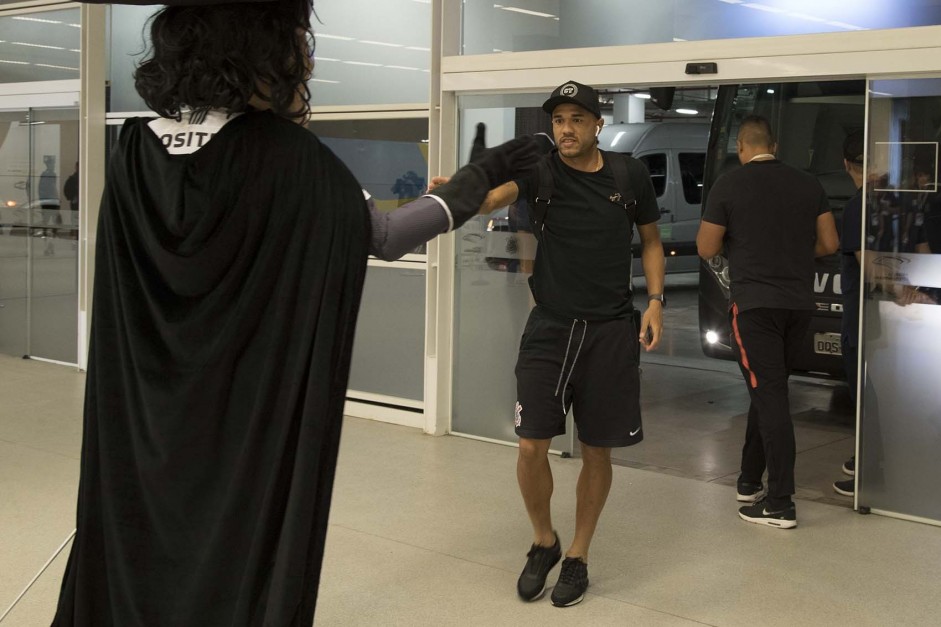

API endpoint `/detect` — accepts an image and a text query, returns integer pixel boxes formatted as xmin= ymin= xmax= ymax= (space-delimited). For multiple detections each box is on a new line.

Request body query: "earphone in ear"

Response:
xmin=595 ymin=126 xmax=601 ymax=137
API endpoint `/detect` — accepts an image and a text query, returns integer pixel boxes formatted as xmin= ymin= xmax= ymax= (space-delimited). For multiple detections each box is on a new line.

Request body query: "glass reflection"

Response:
xmin=858 ymin=79 xmax=941 ymax=524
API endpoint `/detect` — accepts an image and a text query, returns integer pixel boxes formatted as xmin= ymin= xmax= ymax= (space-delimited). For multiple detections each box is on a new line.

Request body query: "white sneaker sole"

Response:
xmin=551 ymin=592 xmax=585 ymax=607
xmin=737 ymin=492 xmax=765 ymax=503
xmin=842 ymin=467 xmax=855 ymax=477
xmin=833 ymin=484 xmax=854 ymax=497
xmin=738 ymin=511 xmax=797 ymax=529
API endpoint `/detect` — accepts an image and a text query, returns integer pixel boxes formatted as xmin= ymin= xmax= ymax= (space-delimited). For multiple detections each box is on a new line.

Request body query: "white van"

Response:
xmin=598 ymin=122 xmax=709 ymax=274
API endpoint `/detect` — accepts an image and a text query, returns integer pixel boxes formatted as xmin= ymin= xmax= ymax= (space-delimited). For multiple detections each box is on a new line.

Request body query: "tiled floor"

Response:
xmin=1 ymin=326 xmax=936 ymax=625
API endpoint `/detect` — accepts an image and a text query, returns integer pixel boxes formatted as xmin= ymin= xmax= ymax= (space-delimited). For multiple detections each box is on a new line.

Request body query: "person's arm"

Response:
xmin=637 ymin=222 xmax=664 ymax=351
xmin=482 ymin=181 xmax=519 ymax=214
xmin=368 ymin=135 xmax=544 ymax=261
xmin=696 ymin=220 xmax=726 ymax=259
xmin=697 ymin=178 xmax=728 ymax=259
xmin=428 ymin=178 xmax=520 ymax=216
xmin=368 ymin=196 xmax=449 ymax=261
xmin=815 ymin=211 xmax=839 ymax=257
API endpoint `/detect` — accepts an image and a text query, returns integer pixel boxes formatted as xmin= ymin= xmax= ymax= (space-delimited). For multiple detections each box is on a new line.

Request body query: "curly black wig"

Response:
xmin=134 ymin=1 xmax=314 ymax=121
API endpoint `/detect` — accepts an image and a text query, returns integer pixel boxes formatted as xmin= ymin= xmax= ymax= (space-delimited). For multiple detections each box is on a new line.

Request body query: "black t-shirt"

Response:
xmin=702 ymin=159 xmax=830 ymax=312
xmin=517 ymin=151 xmax=659 ymax=320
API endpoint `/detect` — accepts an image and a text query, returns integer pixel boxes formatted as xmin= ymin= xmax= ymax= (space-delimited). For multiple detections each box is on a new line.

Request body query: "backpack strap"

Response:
xmin=530 ymin=150 xmax=637 ymax=233
xmin=604 ymin=150 xmax=638 ymax=219
xmin=531 ymin=152 xmax=555 ymax=235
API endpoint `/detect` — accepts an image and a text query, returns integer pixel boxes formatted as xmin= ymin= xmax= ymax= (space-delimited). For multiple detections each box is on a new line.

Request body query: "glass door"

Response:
xmin=858 ymin=78 xmax=941 ymax=524
xmin=0 ymin=105 xmax=79 ymax=363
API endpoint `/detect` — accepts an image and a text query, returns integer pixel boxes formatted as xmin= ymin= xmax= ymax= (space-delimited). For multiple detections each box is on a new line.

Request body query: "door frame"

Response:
xmin=0 ymin=86 xmax=81 ymax=364
xmin=428 ymin=19 xmax=941 ymax=438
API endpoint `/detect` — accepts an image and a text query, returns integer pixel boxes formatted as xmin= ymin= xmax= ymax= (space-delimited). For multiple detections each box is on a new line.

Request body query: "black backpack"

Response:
xmin=530 ymin=149 xmax=638 ymax=236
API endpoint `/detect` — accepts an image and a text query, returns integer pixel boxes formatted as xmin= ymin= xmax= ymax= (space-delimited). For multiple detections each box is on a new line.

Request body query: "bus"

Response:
xmin=698 ymin=80 xmax=866 ymax=377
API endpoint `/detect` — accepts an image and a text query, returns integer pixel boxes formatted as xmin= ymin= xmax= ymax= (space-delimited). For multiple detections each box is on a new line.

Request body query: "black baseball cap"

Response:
xmin=542 ymin=80 xmax=601 ymax=119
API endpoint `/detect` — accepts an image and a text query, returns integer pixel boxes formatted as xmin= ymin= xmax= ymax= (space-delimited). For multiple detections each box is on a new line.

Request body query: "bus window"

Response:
xmin=699 ymin=80 xmax=865 ymax=377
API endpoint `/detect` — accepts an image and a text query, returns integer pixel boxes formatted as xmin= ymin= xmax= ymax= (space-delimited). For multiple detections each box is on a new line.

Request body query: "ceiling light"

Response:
xmin=34 ymin=64 xmax=78 ymax=71
xmin=766 ymin=88 xmax=775 ymax=94
xmin=317 ymin=34 xmax=355 ymax=41
xmin=386 ymin=65 xmax=422 ymax=71
xmin=315 ymin=57 xmax=341 ymax=62
xmin=405 ymin=46 xmax=431 ymax=51
xmin=343 ymin=61 xmax=383 ymax=67
xmin=676 ymin=108 xmax=699 ymax=115
xmin=12 ymin=16 xmax=63 ymax=25
xmin=827 ymin=21 xmax=866 ymax=30
xmin=633 ymin=93 xmax=652 ymax=99
xmin=496 ymin=5 xmax=558 ymax=19
xmin=8 ymin=42 xmax=66 ymax=51
xmin=742 ymin=3 xmax=785 ymax=13
xmin=360 ymin=40 xmax=403 ymax=48
xmin=787 ymin=11 xmax=827 ymax=23
xmin=310 ymin=78 xmax=340 ymax=84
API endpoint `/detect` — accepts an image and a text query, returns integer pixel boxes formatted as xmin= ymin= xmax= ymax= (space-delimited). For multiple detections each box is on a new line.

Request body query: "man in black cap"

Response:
xmin=53 ymin=1 xmax=545 ymax=625
xmin=477 ymin=80 xmax=664 ymax=607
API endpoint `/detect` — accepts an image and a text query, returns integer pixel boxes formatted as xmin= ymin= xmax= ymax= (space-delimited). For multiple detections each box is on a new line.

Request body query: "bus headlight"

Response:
xmin=705 ymin=330 xmax=719 ymax=345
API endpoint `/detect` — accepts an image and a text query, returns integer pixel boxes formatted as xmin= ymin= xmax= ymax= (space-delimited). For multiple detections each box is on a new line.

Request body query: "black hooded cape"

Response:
xmin=53 ymin=111 xmax=370 ymax=625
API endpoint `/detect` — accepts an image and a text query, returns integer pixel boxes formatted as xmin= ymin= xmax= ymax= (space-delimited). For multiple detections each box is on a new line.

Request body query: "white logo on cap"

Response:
xmin=560 ymin=83 xmax=578 ymax=97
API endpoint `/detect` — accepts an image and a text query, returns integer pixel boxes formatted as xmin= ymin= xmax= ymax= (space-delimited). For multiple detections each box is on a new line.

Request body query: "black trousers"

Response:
xmin=730 ymin=305 xmax=811 ymax=506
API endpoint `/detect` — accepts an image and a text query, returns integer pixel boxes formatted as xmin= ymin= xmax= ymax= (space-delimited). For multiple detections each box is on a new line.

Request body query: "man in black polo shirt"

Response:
xmin=481 ymin=80 xmax=664 ymax=606
xmin=697 ymin=115 xmax=839 ymax=528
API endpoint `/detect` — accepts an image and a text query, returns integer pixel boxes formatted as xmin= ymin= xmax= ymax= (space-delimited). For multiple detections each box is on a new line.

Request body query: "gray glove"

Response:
xmin=428 ymin=130 xmax=552 ymax=230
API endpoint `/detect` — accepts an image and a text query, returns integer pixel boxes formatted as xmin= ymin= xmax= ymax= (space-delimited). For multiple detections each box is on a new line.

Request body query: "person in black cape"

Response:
xmin=54 ymin=1 xmax=546 ymax=624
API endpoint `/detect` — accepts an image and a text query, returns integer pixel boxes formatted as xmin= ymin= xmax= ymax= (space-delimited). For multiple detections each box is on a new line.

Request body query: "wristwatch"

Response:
xmin=648 ymin=293 xmax=666 ymax=308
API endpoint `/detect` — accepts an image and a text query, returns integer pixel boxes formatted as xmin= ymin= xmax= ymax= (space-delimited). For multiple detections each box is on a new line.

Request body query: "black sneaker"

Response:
xmin=517 ymin=532 xmax=561 ymax=601
xmin=551 ymin=557 xmax=589 ymax=607
xmin=842 ymin=457 xmax=855 ymax=477
xmin=833 ymin=479 xmax=854 ymax=496
xmin=738 ymin=497 xmax=797 ymax=529
xmin=736 ymin=481 xmax=764 ymax=503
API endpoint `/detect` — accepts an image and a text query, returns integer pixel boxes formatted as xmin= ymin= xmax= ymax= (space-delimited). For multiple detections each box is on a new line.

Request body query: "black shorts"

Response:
xmin=514 ymin=306 xmax=643 ymax=447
